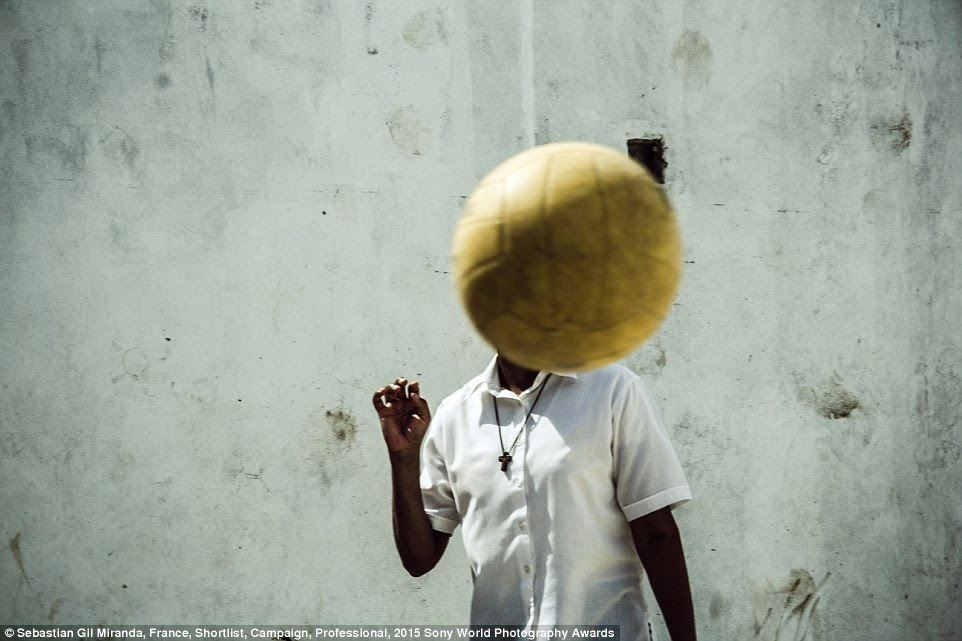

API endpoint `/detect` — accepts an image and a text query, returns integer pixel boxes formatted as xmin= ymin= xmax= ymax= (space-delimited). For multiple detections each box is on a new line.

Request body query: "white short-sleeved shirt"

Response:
xmin=420 ymin=357 xmax=691 ymax=638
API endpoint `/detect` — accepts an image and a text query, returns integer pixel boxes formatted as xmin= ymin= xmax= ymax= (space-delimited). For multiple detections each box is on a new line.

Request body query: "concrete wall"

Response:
xmin=2 ymin=1 xmax=960 ymax=638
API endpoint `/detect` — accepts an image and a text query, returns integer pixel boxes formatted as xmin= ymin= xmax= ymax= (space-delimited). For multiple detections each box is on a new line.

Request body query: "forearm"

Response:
xmin=645 ymin=542 xmax=696 ymax=641
xmin=390 ymin=450 xmax=446 ymax=576
xmin=631 ymin=511 xmax=697 ymax=641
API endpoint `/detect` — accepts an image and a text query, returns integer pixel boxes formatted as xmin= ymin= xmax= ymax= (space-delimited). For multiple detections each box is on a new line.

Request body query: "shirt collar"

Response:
xmin=475 ymin=354 xmax=578 ymax=399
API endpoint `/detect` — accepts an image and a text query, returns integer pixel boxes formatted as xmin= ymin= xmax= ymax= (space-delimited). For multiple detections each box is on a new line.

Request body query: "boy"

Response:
xmin=373 ymin=354 xmax=696 ymax=640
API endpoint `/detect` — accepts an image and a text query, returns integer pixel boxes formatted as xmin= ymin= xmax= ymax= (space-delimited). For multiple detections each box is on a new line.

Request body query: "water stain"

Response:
xmin=402 ymin=8 xmax=447 ymax=48
xmin=304 ymin=0 xmax=333 ymax=15
xmin=0 ymin=0 xmax=16 ymax=24
xmin=94 ymin=38 xmax=107 ymax=74
xmin=627 ymin=342 xmax=667 ymax=375
xmin=155 ymin=0 xmax=176 ymax=62
xmin=913 ymin=360 xmax=962 ymax=470
xmin=48 ymin=597 xmax=63 ymax=622
xmin=709 ymin=593 xmax=726 ymax=620
xmin=100 ymin=127 xmax=139 ymax=171
xmin=870 ymin=112 xmax=912 ymax=153
xmin=24 ymin=128 xmax=88 ymax=173
xmin=156 ymin=73 xmax=171 ymax=89
xmin=671 ymin=30 xmax=713 ymax=90
xmin=12 ymin=38 xmax=30 ymax=86
xmin=387 ymin=105 xmax=429 ymax=155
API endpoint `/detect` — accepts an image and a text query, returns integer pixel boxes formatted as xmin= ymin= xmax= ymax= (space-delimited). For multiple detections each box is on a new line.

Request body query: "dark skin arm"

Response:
xmin=374 ymin=357 xmax=529 ymax=575
xmin=630 ymin=507 xmax=697 ymax=641
xmin=372 ymin=378 xmax=450 ymax=576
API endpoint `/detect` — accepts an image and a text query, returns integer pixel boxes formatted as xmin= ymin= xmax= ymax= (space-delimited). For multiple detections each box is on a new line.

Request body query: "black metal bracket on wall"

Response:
xmin=627 ymin=137 xmax=667 ymax=184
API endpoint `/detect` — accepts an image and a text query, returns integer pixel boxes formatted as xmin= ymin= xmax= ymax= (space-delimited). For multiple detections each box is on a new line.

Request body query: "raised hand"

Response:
xmin=372 ymin=378 xmax=432 ymax=456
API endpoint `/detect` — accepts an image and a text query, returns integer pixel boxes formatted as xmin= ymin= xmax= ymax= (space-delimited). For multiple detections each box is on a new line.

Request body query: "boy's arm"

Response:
xmin=373 ymin=378 xmax=450 ymax=576
xmin=390 ymin=449 xmax=450 ymax=576
xmin=630 ymin=507 xmax=697 ymax=641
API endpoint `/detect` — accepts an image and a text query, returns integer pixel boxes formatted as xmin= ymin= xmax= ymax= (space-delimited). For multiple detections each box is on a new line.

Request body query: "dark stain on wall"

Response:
xmin=870 ymin=112 xmax=913 ymax=153
xmin=11 ymin=38 xmax=30 ymax=88
xmin=9 ymin=532 xmax=30 ymax=587
xmin=25 ymin=128 xmax=88 ymax=174
xmin=627 ymin=342 xmax=667 ymax=375
xmin=709 ymin=593 xmax=726 ymax=621
xmin=914 ymin=359 xmax=962 ymax=471
xmin=326 ymin=408 xmax=357 ymax=444
xmin=796 ymin=374 xmax=861 ymax=420
xmin=205 ymin=52 xmax=215 ymax=93
xmin=304 ymin=0 xmax=333 ymax=15
xmin=48 ymin=597 xmax=63 ymax=622
xmin=304 ymin=405 xmax=362 ymax=489
xmin=817 ymin=388 xmax=861 ymax=420
xmin=188 ymin=5 xmax=210 ymax=32
xmin=94 ymin=37 xmax=107 ymax=74
xmin=753 ymin=569 xmax=830 ymax=640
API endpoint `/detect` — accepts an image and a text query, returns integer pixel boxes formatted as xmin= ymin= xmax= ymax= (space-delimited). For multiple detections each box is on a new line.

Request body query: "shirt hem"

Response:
xmin=426 ymin=512 xmax=459 ymax=534
xmin=621 ymin=486 xmax=692 ymax=522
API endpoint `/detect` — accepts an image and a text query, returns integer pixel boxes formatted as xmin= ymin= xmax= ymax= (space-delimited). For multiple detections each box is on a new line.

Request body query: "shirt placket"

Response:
xmin=505 ymin=395 xmax=536 ymax=623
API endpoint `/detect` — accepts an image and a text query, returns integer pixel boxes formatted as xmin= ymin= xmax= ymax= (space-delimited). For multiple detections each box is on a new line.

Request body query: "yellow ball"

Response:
xmin=453 ymin=141 xmax=682 ymax=372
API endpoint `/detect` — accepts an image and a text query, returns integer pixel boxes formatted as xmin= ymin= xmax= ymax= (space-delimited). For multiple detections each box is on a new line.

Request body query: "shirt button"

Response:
xmin=523 ymin=564 xmax=531 ymax=574
xmin=519 ymin=521 xmax=526 ymax=530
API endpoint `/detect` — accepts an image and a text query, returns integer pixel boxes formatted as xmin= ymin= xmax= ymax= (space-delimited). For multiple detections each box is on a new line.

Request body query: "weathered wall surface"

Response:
xmin=2 ymin=1 xmax=960 ymax=638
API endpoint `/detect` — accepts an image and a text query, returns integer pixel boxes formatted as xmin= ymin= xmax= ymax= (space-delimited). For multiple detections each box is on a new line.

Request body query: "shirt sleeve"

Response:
xmin=612 ymin=369 xmax=692 ymax=521
xmin=419 ymin=405 xmax=460 ymax=534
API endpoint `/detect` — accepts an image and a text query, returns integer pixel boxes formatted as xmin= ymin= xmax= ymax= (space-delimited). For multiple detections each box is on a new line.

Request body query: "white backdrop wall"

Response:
xmin=2 ymin=1 xmax=960 ymax=639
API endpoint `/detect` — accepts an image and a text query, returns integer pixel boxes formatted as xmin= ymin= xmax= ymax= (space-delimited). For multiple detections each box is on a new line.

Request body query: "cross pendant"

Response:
xmin=499 ymin=452 xmax=512 ymax=472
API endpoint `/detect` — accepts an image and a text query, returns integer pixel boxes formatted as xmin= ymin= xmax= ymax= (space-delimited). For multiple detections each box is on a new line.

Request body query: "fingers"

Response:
xmin=373 ymin=380 xmax=405 ymax=405
xmin=372 ymin=388 xmax=388 ymax=412
xmin=372 ymin=378 xmax=423 ymax=413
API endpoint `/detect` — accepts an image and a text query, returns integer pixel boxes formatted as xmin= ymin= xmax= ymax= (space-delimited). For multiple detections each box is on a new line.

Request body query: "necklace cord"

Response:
xmin=493 ymin=373 xmax=552 ymax=458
